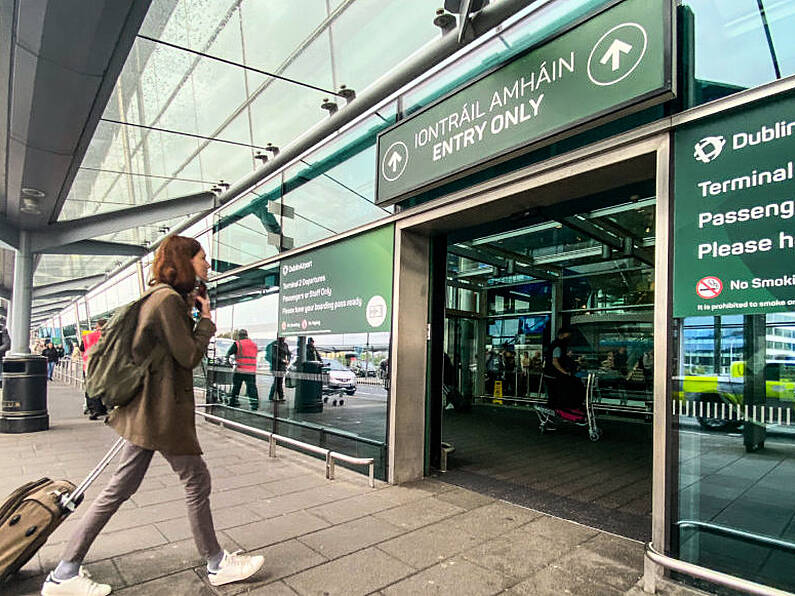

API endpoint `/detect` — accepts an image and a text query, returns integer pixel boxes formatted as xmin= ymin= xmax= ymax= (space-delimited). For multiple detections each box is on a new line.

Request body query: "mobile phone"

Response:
xmin=194 ymin=280 xmax=208 ymax=310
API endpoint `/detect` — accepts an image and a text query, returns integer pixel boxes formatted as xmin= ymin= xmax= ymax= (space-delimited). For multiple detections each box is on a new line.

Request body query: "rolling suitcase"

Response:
xmin=0 ymin=437 xmax=125 ymax=582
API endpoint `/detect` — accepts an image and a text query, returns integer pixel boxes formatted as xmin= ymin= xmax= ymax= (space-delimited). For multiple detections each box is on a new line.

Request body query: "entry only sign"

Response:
xmin=673 ymin=92 xmax=795 ymax=318
xmin=278 ymin=225 xmax=395 ymax=337
xmin=375 ymin=0 xmax=672 ymax=205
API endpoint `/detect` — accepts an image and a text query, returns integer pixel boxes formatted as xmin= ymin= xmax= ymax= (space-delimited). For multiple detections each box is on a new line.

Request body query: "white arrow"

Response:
xmin=600 ymin=38 xmax=633 ymax=71
xmin=387 ymin=151 xmax=403 ymax=173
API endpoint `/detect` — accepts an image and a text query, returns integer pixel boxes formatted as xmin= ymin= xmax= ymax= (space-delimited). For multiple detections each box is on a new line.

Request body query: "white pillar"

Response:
xmin=10 ymin=231 xmax=33 ymax=355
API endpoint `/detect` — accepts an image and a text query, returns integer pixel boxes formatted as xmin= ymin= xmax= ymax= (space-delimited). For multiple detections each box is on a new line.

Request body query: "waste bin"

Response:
xmin=294 ymin=360 xmax=323 ymax=413
xmin=0 ymin=355 xmax=49 ymax=433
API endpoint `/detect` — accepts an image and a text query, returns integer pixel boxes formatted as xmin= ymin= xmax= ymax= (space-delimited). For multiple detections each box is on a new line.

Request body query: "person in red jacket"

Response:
xmin=80 ymin=319 xmax=107 ymax=420
xmin=225 ymin=329 xmax=259 ymax=410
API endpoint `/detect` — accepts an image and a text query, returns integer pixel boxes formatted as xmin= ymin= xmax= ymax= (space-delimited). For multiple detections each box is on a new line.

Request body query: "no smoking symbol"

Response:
xmin=696 ymin=276 xmax=723 ymax=300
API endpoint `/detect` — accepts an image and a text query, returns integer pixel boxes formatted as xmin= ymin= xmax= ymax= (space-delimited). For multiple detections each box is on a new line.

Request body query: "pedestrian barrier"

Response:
xmin=194 ymin=404 xmax=375 ymax=488
xmin=52 ymin=359 xmax=84 ymax=390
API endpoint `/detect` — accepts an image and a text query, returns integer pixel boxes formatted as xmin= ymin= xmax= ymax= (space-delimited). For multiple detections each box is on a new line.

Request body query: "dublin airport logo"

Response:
xmin=693 ymin=136 xmax=726 ymax=164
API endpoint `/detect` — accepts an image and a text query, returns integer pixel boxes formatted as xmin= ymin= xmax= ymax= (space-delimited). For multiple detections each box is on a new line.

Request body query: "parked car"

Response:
xmin=354 ymin=361 xmax=378 ymax=377
xmin=322 ymin=358 xmax=357 ymax=395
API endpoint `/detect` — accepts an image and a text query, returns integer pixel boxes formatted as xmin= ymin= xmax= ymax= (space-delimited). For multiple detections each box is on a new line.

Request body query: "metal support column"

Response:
xmin=2 ymin=231 xmax=49 ymax=433
xmin=10 ymin=231 xmax=33 ymax=355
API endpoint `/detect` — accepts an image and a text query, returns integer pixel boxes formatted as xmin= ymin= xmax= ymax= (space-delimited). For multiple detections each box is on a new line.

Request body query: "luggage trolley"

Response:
xmin=535 ymin=372 xmax=602 ymax=441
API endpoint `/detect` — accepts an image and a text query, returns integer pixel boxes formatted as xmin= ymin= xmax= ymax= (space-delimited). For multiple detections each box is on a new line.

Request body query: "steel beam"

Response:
xmin=558 ymin=215 xmax=654 ymax=266
xmin=32 ymin=289 xmax=88 ymax=301
xmin=31 ymin=191 xmax=215 ymax=251
xmin=37 ymin=239 xmax=148 ymax=257
xmin=31 ymin=303 xmax=64 ymax=315
xmin=32 ymin=274 xmax=106 ymax=299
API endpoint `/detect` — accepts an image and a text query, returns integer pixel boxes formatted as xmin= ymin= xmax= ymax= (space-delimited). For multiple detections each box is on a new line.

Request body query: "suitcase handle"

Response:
xmin=59 ymin=438 xmax=126 ymax=514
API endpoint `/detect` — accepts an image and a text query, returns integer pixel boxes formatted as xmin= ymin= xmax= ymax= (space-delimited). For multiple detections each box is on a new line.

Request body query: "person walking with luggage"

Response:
xmin=225 ymin=329 xmax=260 ymax=410
xmin=42 ymin=341 xmax=60 ymax=381
xmin=41 ymin=236 xmax=264 ymax=596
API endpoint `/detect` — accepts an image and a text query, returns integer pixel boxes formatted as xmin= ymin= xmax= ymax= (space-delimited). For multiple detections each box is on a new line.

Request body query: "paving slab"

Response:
xmin=114 ymin=569 xmax=215 ymax=595
xmin=284 ymin=547 xmax=414 ymax=596
xmin=382 ymin=556 xmax=509 ymax=595
xmin=297 ymin=515 xmax=404 ymax=559
xmin=222 ymin=510 xmax=330 ymax=551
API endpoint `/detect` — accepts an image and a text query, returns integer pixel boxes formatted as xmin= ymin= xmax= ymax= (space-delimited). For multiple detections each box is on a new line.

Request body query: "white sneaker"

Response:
xmin=207 ymin=550 xmax=265 ymax=586
xmin=41 ymin=567 xmax=112 ymax=596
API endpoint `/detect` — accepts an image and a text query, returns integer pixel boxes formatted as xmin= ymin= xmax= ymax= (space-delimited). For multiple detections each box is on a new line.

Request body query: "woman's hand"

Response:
xmin=194 ymin=294 xmax=212 ymax=320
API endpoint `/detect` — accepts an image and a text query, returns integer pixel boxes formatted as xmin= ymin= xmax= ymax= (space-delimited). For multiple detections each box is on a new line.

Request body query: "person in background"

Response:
xmin=306 ymin=337 xmax=321 ymax=362
xmin=41 ymin=235 xmax=264 ymax=596
xmin=42 ymin=341 xmax=60 ymax=381
xmin=543 ymin=327 xmax=584 ymax=412
xmin=225 ymin=329 xmax=259 ymax=410
xmin=0 ymin=319 xmax=10 ymax=388
xmin=268 ymin=337 xmax=291 ymax=401
xmin=81 ymin=320 xmax=108 ymax=420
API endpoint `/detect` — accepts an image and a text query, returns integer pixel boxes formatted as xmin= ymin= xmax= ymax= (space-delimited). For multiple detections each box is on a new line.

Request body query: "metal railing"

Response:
xmin=194 ymin=404 xmax=375 ymax=488
xmin=677 ymin=520 xmax=795 ymax=554
xmin=52 ymin=359 xmax=84 ymax=390
xmin=645 ymin=543 xmax=795 ymax=596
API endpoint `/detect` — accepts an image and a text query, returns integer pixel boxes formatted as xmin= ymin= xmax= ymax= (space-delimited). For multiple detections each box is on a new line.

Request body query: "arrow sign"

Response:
xmin=600 ymin=38 xmax=633 ymax=71
xmin=387 ymin=151 xmax=403 ymax=173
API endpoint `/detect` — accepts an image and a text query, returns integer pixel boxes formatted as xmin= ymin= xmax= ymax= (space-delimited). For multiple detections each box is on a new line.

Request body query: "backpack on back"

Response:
xmin=85 ymin=286 xmax=169 ymax=409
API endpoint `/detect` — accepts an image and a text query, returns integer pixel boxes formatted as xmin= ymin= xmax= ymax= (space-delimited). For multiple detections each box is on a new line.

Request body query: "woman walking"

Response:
xmin=41 ymin=236 xmax=264 ymax=595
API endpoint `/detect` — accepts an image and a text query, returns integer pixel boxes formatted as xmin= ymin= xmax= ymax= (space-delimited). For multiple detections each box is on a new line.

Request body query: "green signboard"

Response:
xmin=278 ymin=225 xmax=395 ymax=336
xmin=376 ymin=0 xmax=672 ymax=204
xmin=673 ymin=93 xmax=795 ymax=318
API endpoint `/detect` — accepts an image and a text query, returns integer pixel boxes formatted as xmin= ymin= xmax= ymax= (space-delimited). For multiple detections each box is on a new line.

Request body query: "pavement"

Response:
xmin=0 ymin=382 xmax=705 ymax=596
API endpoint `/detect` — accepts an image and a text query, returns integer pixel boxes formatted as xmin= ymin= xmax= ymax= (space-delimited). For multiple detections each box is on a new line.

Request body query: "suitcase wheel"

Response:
xmin=9 ymin=514 xmax=20 ymax=526
xmin=25 ymin=526 xmax=38 ymax=537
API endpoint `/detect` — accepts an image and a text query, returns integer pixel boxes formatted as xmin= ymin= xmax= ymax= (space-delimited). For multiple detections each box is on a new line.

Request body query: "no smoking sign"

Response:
xmin=696 ymin=276 xmax=723 ymax=300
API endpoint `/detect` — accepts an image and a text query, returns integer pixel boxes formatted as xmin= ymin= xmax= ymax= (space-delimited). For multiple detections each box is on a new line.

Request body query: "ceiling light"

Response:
xmin=321 ymin=98 xmax=338 ymax=115
xmin=434 ymin=8 xmax=456 ymax=33
xmin=22 ymin=187 xmax=46 ymax=198
xmin=338 ymin=85 xmax=355 ymax=103
xmin=20 ymin=196 xmax=42 ymax=215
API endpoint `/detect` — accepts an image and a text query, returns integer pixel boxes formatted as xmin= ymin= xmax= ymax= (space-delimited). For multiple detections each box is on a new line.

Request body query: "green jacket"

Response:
xmin=108 ymin=284 xmax=215 ymax=455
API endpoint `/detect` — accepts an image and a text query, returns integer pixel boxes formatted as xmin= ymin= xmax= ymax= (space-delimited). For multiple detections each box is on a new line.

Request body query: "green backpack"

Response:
xmin=85 ymin=285 xmax=170 ymax=409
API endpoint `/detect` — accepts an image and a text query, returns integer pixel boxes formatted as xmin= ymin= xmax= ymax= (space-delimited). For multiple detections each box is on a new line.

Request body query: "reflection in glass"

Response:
xmin=205 ymin=266 xmax=389 ymax=479
xmin=675 ymin=314 xmax=795 ymax=592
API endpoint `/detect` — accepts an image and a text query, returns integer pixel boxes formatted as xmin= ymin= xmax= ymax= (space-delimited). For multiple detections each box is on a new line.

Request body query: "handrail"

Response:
xmin=645 ymin=543 xmax=794 ymax=596
xmin=677 ymin=520 xmax=795 ymax=553
xmin=194 ymin=405 xmax=375 ymax=487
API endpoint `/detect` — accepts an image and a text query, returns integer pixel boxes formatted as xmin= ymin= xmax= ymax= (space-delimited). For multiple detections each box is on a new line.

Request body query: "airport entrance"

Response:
xmin=432 ymin=178 xmax=658 ymax=541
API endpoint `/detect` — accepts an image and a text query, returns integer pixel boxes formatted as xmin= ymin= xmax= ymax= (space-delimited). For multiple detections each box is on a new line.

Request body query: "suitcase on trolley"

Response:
xmin=0 ymin=437 xmax=125 ymax=583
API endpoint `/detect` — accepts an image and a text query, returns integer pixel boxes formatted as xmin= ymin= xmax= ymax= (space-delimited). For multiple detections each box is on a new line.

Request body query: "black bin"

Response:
xmin=294 ymin=360 xmax=323 ymax=413
xmin=0 ymin=355 xmax=49 ymax=433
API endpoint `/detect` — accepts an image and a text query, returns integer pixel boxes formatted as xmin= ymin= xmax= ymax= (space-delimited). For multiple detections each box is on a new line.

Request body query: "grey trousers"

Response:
xmin=61 ymin=440 xmax=222 ymax=562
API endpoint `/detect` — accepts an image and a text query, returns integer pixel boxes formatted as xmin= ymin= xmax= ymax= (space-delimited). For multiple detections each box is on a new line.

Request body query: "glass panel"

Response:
xmin=281 ymin=157 xmax=390 ymax=250
xmin=205 ymin=264 xmax=389 ymax=479
xmin=213 ymin=175 xmax=281 ymax=273
xmin=681 ymin=0 xmax=795 ymax=108
xmin=674 ymin=314 xmax=795 ymax=592
xmin=330 ymin=0 xmax=437 ymax=94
